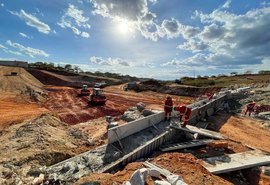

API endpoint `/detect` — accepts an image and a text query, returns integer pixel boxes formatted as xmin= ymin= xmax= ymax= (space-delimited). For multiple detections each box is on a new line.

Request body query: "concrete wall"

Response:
xmin=108 ymin=112 xmax=164 ymax=144
xmin=0 ymin=60 xmax=28 ymax=68
xmin=108 ymin=94 xmax=227 ymax=144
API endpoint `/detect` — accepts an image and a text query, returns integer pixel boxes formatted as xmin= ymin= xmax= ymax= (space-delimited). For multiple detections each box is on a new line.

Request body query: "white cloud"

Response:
xmin=90 ymin=56 xmax=131 ymax=66
xmin=10 ymin=10 xmax=51 ymax=34
xmin=6 ymin=40 xmax=49 ymax=58
xmin=222 ymin=0 xmax=231 ymax=9
xmin=58 ymin=4 xmax=91 ymax=38
xmin=165 ymin=5 xmax=270 ymax=73
xmin=90 ymin=0 xmax=200 ymax=42
xmin=0 ymin=44 xmax=7 ymax=50
xmin=1 ymin=3 xmax=4 ymax=7
xmin=19 ymin=32 xmax=31 ymax=39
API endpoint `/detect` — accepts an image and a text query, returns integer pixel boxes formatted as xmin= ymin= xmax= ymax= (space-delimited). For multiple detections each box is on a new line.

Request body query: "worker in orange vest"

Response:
xmin=176 ymin=104 xmax=191 ymax=127
xmin=206 ymin=92 xmax=214 ymax=101
xmin=164 ymin=96 xmax=173 ymax=121
xmin=245 ymin=101 xmax=256 ymax=116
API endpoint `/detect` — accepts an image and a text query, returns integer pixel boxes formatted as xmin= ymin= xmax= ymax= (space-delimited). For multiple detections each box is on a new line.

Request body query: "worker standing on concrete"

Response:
xmin=206 ymin=92 xmax=214 ymax=101
xmin=164 ymin=96 xmax=173 ymax=121
xmin=176 ymin=104 xmax=191 ymax=127
xmin=245 ymin=101 xmax=256 ymax=116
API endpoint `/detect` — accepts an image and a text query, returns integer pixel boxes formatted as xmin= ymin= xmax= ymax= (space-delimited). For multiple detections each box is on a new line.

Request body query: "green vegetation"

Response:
xmin=179 ymin=73 xmax=270 ymax=87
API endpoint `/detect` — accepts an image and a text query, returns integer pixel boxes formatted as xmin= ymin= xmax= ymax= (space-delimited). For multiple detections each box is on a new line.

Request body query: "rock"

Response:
xmin=130 ymin=168 xmax=149 ymax=185
xmin=80 ymin=182 xmax=100 ymax=185
xmin=121 ymin=110 xmax=143 ymax=122
xmin=148 ymin=168 xmax=160 ymax=178
xmin=207 ymin=141 xmax=228 ymax=149
xmin=260 ymin=166 xmax=270 ymax=176
xmin=32 ymin=173 xmax=44 ymax=185
xmin=128 ymin=107 xmax=137 ymax=111
xmin=136 ymin=102 xmax=146 ymax=111
xmin=167 ymin=174 xmax=181 ymax=185
xmin=122 ymin=181 xmax=131 ymax=185
xmin=154 ymin=180 xmax=171 ymax=185
xmin=142 ymin=109 xmax=154 ymax=117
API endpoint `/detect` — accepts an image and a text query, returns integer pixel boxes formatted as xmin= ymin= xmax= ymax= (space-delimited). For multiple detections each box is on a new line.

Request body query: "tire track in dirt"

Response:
xmin=44 ymin=85 xmax=195 ymax=125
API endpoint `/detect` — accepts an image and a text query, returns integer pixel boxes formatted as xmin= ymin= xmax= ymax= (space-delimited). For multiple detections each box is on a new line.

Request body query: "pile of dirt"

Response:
xmin=0 ymin=114 xmax=94 ymax=184
xmin=76 ymin=152 xmax=233 ymax=185
xmin=150 ymin=153 xmax=232 ymax=185
xmin=0 ymin=66 xmax=45 ymax=101
xmin=74 ymin=162 xmax=145 ymax=185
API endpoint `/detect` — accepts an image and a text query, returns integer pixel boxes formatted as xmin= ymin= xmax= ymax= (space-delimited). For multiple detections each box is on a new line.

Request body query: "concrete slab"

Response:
xmin=206 ymin=108 xmax=214 ymax=116
xmin=160 ymin=139 xmax=213 ymax=152
xmin=170 ymin=124 xmax=225 ymax=140
xmin=108 ymin=111 xmax=164 ymax=144
xmin=202 ymin=150 xmax=270 ymax=174
xmin=196 ymin=122 xmax=208 ymax=128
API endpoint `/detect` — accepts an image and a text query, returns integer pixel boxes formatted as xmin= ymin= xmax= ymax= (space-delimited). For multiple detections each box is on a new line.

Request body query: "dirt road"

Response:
xmin=44 ymin=85 xmax=195 ymax=124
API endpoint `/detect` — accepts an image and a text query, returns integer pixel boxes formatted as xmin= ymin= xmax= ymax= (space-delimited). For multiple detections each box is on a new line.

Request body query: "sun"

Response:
xmin=118 ymin=22 xmax=129 ymax=34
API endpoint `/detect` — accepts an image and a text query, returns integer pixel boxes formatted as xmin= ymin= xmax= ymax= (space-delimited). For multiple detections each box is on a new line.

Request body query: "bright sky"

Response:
xmin=0 ymin=0 xmax=270 ymax=80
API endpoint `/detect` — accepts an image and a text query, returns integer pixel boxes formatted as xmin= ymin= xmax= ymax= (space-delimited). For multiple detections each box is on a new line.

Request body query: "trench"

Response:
xmin=45 ymin=94 xmax=227 ymax=183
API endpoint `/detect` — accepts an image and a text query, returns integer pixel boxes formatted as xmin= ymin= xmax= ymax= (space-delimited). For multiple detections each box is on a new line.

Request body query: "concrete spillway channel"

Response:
xmin=46 ymin=94 xmax=226 ymax=183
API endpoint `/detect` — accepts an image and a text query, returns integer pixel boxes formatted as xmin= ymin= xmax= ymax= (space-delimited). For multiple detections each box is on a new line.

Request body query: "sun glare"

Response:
xmin=118 ymin=22 xmax=129 ymax=34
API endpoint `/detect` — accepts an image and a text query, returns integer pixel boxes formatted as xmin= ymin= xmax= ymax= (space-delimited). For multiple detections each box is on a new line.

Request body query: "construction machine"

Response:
xmin=89 ymin=88 xmax=106 ymax=105
xmin=80 ymin=85 xmax=90 ymax=96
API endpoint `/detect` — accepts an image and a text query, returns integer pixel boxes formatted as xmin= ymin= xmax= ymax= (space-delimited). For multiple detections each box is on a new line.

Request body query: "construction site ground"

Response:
xmin=1 ymin=66 xmax=270 ymax=185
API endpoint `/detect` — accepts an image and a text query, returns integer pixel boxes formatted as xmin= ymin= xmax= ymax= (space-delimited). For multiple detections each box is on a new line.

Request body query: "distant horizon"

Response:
xmin=1 ymin=0 xmax=270 ymax=80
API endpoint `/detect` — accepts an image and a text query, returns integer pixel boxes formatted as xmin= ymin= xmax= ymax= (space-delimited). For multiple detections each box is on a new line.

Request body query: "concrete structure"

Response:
xmin=160 ymin=139 xmax=213 ymax=152
xmin=202 ymin=150 xmax=270 ymax=174
xmin=108 ymin=112 xmax=164 ymax=144
xmin=0 ymin=60 xmax=28 ymax=68
xmin=170 ymin=124 xmax=225 ymax=139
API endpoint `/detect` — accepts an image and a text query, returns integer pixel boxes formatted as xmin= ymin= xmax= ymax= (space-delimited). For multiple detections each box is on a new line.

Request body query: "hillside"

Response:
xmin=27 ymin=69 xmax=122 ymax=88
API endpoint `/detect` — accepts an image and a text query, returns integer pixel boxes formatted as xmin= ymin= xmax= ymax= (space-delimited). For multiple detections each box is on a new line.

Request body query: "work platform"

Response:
xmin=202 ymin=150 xmax=270 ymax=174
xmin=170 ymin=124 xmax=225 ymax=140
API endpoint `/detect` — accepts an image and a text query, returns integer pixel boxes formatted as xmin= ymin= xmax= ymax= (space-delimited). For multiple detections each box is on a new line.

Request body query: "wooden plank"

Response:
xmin=202 ymin=150 xmax=270 ymax=174
xmin=160 ymin=139 xmax=213 ymax=152
xmin=170 ymin=124 xmax=225 ymax=140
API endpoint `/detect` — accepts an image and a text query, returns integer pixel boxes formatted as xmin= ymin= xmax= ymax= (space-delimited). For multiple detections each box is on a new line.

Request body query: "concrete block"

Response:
xmin=149 ymin=168 xmax=160 ymax=178
xmin=108 ymin=112 xmax=164 ymax=144
xmin=203 ymin=150 xmax=270 ymax=174
xmin=130 ymin=168 xmax=148 ymax=185
xmin=154 ymin=180 xmax=171 ymax=185
xmin=167 ymin=174 xmax=182 ymax=185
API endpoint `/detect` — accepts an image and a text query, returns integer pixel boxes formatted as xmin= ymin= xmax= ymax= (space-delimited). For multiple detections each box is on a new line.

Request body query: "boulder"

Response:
xmin=137 ymin=102 xmax=146 ymax=111
xmin=121 ymin=110 xmax=143 ymax=122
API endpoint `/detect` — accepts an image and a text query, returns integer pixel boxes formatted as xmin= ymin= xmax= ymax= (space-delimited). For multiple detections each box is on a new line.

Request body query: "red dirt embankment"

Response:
xmin=208 ymin=113 xmax=270 ymax=152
